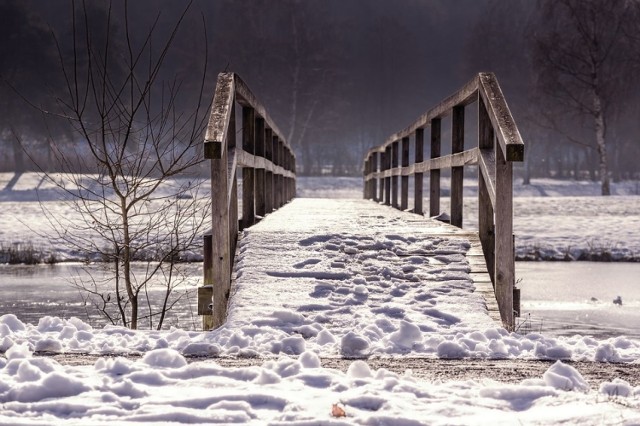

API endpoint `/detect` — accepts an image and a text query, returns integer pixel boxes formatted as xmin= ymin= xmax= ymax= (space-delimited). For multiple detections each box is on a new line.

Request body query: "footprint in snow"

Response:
xmin=293 ymin=258 xmax=322 ymax=269
xmin=423 ymin=308 xmax=460 ymax=325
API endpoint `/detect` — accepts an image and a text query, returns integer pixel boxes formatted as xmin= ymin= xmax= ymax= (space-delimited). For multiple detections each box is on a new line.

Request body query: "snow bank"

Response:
xmin=0 ymin=347 xmax=639 ymax=425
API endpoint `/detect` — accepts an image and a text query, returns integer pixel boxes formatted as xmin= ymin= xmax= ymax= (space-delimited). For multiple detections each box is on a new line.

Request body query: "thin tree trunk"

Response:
xmin=121 ymin=197 xmax=137 ymax=329
xmin=593 ymin=92 xmax=610 ymax=195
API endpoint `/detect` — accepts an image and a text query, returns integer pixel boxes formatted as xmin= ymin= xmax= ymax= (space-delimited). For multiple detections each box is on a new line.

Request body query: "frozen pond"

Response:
xmin=517 ymin=262 xmax=640 ymax=338
xmin=1 ymin=261 xmax=639 ymax=338
xmin=0 ymin=263 xmax=202 ymax=331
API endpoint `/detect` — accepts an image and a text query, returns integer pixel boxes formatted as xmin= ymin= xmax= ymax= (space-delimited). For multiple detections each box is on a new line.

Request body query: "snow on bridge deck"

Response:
xmin=222 ymin=198 xmax=501 ymax=357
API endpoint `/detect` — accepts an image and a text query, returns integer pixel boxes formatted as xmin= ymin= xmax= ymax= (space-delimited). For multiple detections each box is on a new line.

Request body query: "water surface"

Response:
xmin=517 ymin=262 xmax=640 ymax=338
xmin=0 ymin=263 xmax=202 ymax=330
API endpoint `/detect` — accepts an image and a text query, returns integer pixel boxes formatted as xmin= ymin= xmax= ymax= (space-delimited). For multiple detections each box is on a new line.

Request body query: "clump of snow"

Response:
xmin=141 ymin=349 xmax=187 ymax=369
xmin=543 ymin=361 xmax=589 ymax=392
xmin=1 ymin=315 xmax=26 ymax=333
xmin=341 ymin=332 xmax=370 ymax=357
xmin=599 ymin=378 xmax=633 ymax=398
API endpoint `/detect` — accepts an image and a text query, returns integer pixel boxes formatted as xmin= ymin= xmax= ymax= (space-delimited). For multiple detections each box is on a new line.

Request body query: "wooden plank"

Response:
xmin=242 ymin=107 xmax=255 ymax=229
xmin=430 ymin=118 xmax=441 ymax=217
xmin=401 ymin=137 xmax=410 ymax=210
xmin=478 ymin=149 xmax=497 ymax=208
xmin=235 ymin=148 xmax=295 ymax=179
xmin=204 ymin=73 xmax=235 ymax=159
xmin=451 ymin=105 xmax=464 ymax=228
xmin=478 ymin=73 xmax=524 ymax=162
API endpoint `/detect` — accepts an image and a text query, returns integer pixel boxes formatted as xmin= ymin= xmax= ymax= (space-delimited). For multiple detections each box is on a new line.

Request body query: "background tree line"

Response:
xmin=2 ymin=0 xmax=640 ymax=191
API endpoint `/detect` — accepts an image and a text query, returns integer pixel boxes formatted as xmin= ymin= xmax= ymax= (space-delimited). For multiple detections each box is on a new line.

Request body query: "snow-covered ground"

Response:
xmin=1 ymin=173 xmax=639 ymax=261
xmin=2 ymin=173 xmax=640 ymax=424
xmin=1 ymin=341 xmax=639 ymax=425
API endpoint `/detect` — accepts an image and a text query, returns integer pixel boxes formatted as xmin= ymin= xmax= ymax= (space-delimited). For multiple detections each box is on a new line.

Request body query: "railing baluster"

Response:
xmin=391 ymin=140 xmax=399 ymax=208
xmin=384 ymin=146 xmax=391 ymax=205
xmin=242 ymin=107 xmax=256 ymax=229
xmin=451 ymin=105 xmax=465 ymax=227
xmin=414 ymin=128 xmax=424 ymax=215
xmin=372 ymin=152 xmax=379 ymax=201
xmin=265 ymin=129 xmax=274 ymax=214
xmin=401 ymin=136 xmax=410 ymax=210
xmin=254 ymin=117 xmax=266 ymax=219
xmin=430 ymin=118 xmax=441 ymax=217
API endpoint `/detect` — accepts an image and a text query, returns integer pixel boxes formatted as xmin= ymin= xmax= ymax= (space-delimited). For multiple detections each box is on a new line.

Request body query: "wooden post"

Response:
xmin=254 ymin=117 xmax=266 ymax=219
xmin=363 ymin=157 xmax=369 ymax=199
xmin=372 ymin=152 xmax=379 ymax=201
xmin=430 ymin=118 xmax=441 ymax=217
xmin=414 ymin=128 xmax=424 ymax=214
xmin=378 ymin=151 xmax=384 ymax=202
xmin=242 ymin=107 xmax=255 ymax=229
xmin=478 ymin=96 xmax=495 ymax=285
xmin=391 ymin=140 xmax=399 ymax=208
xmin=277 ymin=140 xmax=284 ymax=207
xmin=384 ymin=146 xmax=391 ymax=206
xmin=209 ymin=100 xmax=234 ymax=329
xmin=400 ymin=136 xmax=409 ymax=210
xmin=495 ymin=136 xmax=515 ymax=330
xmin=200 ymin=234 xmax=214 ymax=330
xmin=265 ymin=130 xmax=274 ymax=214
xmin=451 ymin=105 xmax=465 ymax=228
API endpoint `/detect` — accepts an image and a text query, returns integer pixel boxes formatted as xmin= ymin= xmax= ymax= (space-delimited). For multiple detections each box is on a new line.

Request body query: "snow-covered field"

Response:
xmin=1 ymin=173 xmax=639 ymax=261
xmin=1 ymin=173 xmax=640 ymax=424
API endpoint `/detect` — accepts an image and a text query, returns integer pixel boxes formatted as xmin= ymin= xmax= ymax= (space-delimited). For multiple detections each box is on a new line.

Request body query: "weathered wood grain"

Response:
xmin=478 ymin=73 xmax=524 ymax=162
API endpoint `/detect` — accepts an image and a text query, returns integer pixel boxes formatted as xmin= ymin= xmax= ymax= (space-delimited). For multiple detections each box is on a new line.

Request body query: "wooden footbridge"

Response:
xmin=199 ymin=72 xmax=524 ymax=331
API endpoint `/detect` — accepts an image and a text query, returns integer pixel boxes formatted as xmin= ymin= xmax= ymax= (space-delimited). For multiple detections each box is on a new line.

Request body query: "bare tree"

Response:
xmin=30 ymin=0 xmax=210 ymax=330
xmin=533 ymin=0 xmax=635 ymax=195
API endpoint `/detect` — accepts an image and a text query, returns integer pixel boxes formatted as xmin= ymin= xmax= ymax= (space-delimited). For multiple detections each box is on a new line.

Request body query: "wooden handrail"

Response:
xmin=362 ymin=72 xmax=524 ymax=330
xmin=199 ymin=72 xmax=296 ymax=330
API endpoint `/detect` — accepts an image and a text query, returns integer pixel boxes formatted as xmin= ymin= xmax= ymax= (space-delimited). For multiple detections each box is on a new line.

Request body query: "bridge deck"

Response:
xmin=223 ymin=198 xmax=501 ymax=357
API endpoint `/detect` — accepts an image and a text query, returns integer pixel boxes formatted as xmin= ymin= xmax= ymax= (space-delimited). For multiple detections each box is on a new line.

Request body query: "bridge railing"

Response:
xmin=362 ymin=72 xmax=524 ymax=330
xmin=199 ymin=72 xmax=296 ymax=329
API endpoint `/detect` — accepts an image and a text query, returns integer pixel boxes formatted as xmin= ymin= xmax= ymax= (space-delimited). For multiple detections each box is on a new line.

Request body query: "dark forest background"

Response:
xmin=1 ymin=0 xmax=639 ymax=182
